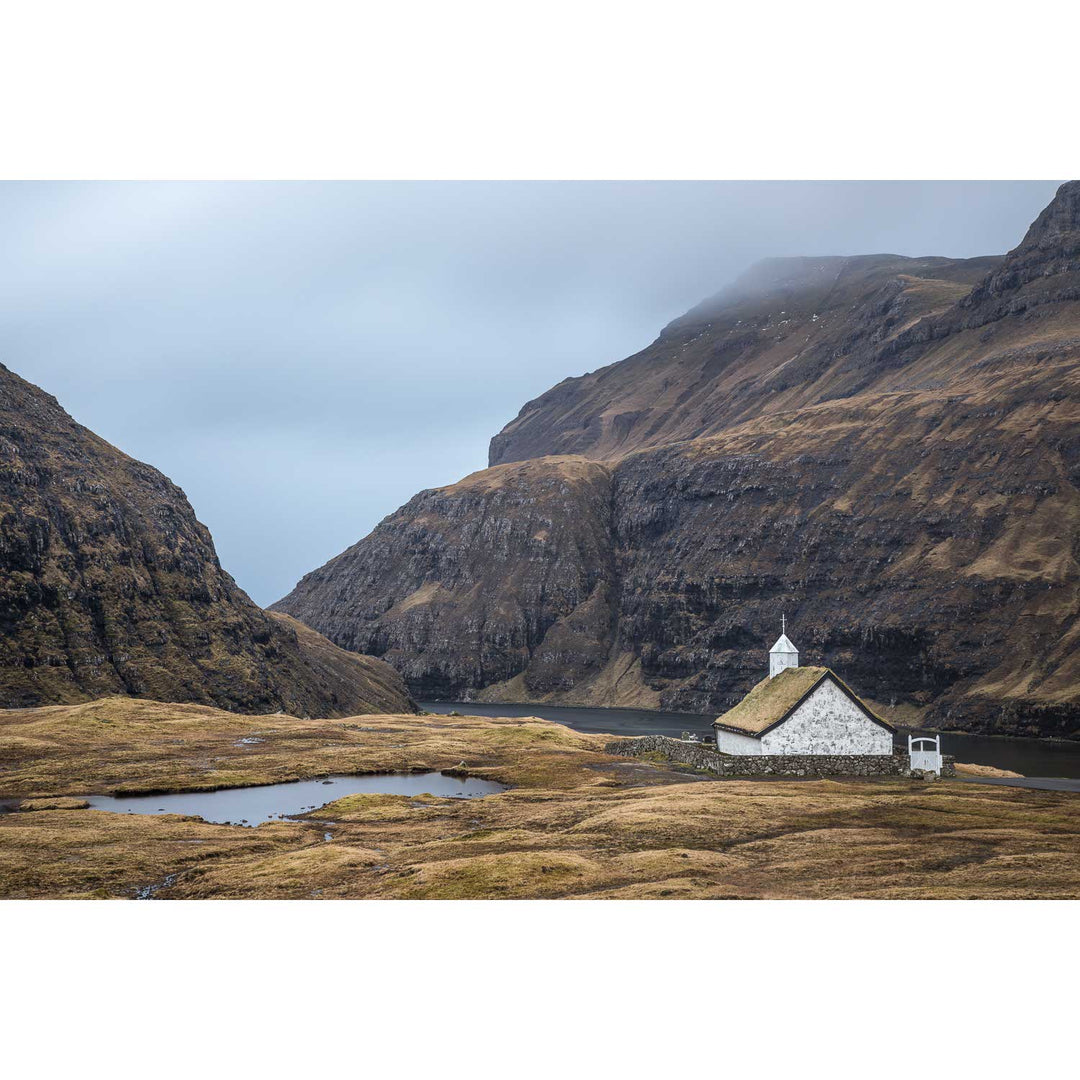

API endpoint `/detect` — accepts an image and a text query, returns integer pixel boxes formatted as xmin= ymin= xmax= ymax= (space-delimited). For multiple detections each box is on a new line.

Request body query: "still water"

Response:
xmin=84 ymin=772 xmax=507 ymax=826
xmin=421 ymin=701 xmax=1080 ymax=780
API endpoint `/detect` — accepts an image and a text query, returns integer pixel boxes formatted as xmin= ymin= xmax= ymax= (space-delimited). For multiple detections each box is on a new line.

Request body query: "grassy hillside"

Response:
xmin=0 ymin=363 xmax=414 ymax=717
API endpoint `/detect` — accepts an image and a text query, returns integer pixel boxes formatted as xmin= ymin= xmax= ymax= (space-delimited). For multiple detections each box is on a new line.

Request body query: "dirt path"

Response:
xmin=955 ymin=776 xmax=1080 ymax=793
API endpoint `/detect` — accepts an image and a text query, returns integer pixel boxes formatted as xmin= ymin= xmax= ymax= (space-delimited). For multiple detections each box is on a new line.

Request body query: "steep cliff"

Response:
xmin=276 ymin=182 xmax=1080 ymax=738
xmin=0 ymin=364 xmax=415 ymax=716
xmin=273 ymin=456 xmax=623 ymax=703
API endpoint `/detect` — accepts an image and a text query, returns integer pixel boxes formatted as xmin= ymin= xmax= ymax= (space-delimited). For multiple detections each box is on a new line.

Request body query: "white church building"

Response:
xmin=712 ymin=625 xmax=895 ymax=756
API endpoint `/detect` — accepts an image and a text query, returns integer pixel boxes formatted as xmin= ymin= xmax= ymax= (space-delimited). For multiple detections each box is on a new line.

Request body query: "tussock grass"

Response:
xmin=1 ymin=697 xmax=1077 ymax=899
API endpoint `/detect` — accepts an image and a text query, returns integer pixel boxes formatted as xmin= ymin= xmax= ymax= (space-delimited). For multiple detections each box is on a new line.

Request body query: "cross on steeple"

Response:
xmin=769 ymin=617 xmax=798 ymax=678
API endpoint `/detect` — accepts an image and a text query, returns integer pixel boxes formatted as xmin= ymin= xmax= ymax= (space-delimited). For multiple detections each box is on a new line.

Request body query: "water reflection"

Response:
xmin=84 ymin=772 xmax=507 ymax=826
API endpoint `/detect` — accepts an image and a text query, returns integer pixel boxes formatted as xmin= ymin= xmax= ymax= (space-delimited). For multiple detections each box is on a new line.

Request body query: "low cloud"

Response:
xmin=0 ymin=180 xmax=1059 ymax=604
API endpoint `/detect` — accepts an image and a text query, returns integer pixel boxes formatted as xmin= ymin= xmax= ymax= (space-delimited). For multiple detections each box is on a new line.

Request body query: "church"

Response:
xmin=712 ymin=624 xmax=895 ymax=756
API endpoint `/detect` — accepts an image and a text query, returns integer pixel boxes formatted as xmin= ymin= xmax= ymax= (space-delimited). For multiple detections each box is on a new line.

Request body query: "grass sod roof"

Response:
xmin=712 ymin=666 xmax=895 ymax=737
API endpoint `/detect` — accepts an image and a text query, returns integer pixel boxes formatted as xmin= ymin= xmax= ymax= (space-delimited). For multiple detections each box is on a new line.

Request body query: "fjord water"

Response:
xmin=423 ymin=701 xmax=716 ymax=739
xmin=421 ymin=702 xmax=1080 ymax=780
xmin=85 ymin=772 xmax=507 ymax=826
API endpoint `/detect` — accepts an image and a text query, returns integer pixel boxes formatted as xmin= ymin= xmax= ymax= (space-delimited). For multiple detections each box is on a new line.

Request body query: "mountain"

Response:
xmin=0 ymin=364 xmax=415 ymax=716
xmin=489 ymin=252 xmax=1002 ymax=466
xmin=273 ymin=456 xmax=621 ymax=703
xmin=275 ymin=181 xmax=1080 ymax=739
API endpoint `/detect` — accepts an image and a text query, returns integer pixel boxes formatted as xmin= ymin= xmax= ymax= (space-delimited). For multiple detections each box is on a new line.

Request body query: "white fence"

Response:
xmin=908 ymin=734 xmax=943 ymax=775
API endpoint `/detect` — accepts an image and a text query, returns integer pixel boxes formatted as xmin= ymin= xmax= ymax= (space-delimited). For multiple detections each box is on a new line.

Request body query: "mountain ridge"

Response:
xmin=488 ymin=251 xmax=1004 ymax=467
xmin=275 ymin=182 xmax=1080 ymax=739
xmin=0 ymin=362 xmax=415 ymax=716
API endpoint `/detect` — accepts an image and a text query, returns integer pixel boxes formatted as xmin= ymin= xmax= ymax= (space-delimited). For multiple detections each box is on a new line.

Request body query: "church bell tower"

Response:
xmin=769 ymin=615 xmax=799 ymax=678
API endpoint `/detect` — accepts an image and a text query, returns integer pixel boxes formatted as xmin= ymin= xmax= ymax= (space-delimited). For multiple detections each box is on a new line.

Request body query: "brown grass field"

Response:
xmin=1 ymin=696 xmax=1077 ymax=899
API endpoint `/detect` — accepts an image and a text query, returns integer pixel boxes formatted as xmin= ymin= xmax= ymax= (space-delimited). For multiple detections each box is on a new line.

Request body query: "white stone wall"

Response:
xmin=759 ymin=678 xmax=893 ymax=755
xmin=714 ymin=727 xmax=764 ymax=755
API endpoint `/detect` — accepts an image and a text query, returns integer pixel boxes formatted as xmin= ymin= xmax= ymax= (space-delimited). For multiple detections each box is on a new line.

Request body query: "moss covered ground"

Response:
xmin=1 ymin=696 xmax=1077 ymax=899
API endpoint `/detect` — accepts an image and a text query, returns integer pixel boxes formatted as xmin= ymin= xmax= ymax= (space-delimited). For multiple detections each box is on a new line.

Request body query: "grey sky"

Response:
xmin=0 ymin=181 xmax=1061 ymax=606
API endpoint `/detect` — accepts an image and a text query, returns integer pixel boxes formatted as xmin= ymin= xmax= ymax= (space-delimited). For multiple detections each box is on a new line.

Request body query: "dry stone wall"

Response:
xmin=605 ymin=734 xmax=955 ymax=778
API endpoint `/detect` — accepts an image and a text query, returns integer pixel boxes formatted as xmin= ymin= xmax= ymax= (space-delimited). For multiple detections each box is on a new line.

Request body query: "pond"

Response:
xmin=83 ymin=772 xmax=507 ymax=827
xmin=421 ymin=701 xmax=1080 ymax=780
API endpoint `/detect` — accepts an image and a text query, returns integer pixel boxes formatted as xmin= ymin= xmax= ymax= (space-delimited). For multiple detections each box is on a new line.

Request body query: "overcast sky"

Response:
xmin=0 ymin=181 xmax=1061 ymax=605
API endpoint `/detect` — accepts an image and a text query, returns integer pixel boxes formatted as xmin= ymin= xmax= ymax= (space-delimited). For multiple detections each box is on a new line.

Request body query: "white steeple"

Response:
xmin=769 ymin=614 xmax=799 ymax=678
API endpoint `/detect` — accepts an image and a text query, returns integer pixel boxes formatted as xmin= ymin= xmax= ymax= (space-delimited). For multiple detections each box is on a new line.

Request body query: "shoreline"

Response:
xmin=422 ymin=699 xmax=1080 ymax=746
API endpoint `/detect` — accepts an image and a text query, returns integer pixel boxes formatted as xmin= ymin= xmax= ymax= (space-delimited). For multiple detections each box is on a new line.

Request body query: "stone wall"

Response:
xmin=605 ymin=734 xmax=955 ymax=778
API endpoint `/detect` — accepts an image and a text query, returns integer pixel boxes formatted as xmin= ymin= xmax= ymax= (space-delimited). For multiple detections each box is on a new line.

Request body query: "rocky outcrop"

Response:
xmin=960 ymin=178 xmax=1080 ymax=316
xmin=0 ymin=364 xmax=415 ymax=716
xmin=276 ymin=182 xmax=1080 ymax=739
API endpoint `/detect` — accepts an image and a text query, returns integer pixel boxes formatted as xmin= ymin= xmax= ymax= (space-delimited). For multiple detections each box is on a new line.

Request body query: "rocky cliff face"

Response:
xmin=276 ymin=181 xmax=1080 ymax=739
xmin=273 ymin=456 xmax=622 ymax=703
xmin=0 ymin=364 xmax=415 ymax=716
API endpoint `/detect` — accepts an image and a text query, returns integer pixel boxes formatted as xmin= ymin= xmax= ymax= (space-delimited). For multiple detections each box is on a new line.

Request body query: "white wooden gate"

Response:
xmin=908 ymin=734 xmax=942 ymax=775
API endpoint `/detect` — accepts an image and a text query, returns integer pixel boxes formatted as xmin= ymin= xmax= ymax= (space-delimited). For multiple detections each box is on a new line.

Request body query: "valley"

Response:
xmin=274 ymin=182 xmax=1080 ymax=741
xmin=3 ymin=183 xmax=1080 ymax=900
